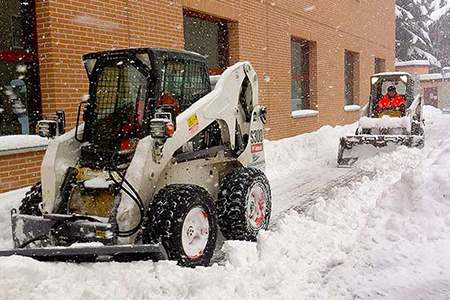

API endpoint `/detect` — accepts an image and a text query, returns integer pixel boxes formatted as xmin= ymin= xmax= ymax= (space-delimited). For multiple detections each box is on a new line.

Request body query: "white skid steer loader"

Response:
xmin=0 ymin=49 xmax=271 ymax=267
xmin=338 ymin=72 xmax=425 ymax=166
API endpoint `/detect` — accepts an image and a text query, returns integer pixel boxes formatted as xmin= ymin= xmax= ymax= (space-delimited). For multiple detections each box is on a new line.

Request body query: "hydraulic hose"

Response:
xmin=109 ymin=152 xmax=146 ymax=237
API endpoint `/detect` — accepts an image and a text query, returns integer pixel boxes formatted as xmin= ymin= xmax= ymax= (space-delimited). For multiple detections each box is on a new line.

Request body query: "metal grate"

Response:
xmin=160 ymin=59 xmax=210 ymax=113
xmin=82 ymin=60 xmax=148 ymax=165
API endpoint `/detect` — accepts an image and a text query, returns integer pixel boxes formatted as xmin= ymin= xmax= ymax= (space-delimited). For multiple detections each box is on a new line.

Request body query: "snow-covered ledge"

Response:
xmin=0 ymin=135 xmax=49 ymax=156
xmin=291 ymin=109 xmax=319 ymax=119
xmin=344 ymin=105 xmax=361 ymax=112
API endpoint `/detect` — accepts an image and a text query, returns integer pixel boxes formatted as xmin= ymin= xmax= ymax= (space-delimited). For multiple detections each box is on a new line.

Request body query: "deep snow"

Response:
xmin=0 ymin=106 xmax=449 ymax=300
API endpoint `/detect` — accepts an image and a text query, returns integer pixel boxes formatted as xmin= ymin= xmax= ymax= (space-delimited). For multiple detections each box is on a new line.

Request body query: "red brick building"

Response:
xmin=0 ymin=0 xmax=396 ymax=193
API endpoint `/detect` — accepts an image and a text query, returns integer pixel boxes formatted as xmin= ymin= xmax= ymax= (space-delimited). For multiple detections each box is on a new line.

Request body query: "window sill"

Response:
xmin=344 ymin=105 xmax=361 ymax=112
xmin=0 ymin=135 xmax=49 ymax=156
xmin=291 ymin=109 xmax=319 ymax=119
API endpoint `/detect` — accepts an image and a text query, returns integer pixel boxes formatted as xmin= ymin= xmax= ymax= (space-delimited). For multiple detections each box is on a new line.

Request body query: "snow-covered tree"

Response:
xmin=395 ymin=0 xmax=437 ymax=66
xmin=428 ymin=1 xmax=450 ymax=68
xmin=396 ymin=0 xmax=450 ymax=70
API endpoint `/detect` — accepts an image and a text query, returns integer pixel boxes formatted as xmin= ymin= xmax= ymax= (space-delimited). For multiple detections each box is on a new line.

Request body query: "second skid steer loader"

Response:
xmin=0 ymin=48 xmax=271 ymax=267
xmin=338 ymin=72 xmax=425 ymax=166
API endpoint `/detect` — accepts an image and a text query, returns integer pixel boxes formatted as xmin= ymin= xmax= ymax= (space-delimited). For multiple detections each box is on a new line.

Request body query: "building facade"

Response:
xmin=0 ymin=0 xmax=396 ymax=193
xmin=395 ymin=60 xmax=450 ymax=108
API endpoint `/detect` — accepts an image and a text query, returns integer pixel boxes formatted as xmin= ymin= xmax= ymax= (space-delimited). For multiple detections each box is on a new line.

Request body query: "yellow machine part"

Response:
xmin=377 ymin=110 xmax=402 ymax=118
xmin=69 ymin=190 xmax=115 ymax=218
xmin=68 ymin=166 xmax=116 ymax=218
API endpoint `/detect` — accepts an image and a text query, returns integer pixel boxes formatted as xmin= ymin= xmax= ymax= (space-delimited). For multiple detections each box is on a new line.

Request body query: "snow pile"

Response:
xmin=0 ymin=135 xmax=48 ymax=151
xmin=83 ymin=177 xmax=113 ymax=189
xmin=395 ymin=60 xmax=430 ymax=67
xmin=423 ymin=104 xmax=442 ymax=123
xmin=322 ymin=117 xmax=450 ymax=299
xmin=359 ymin=115 xmax=411 ymax=130
xmin=264 ymin=123 xmax=357 ymax=179
xmin=0 ymin=111 xmax=448 ymax=299
xmin=0 ymin=188 xmax=28 ymax=249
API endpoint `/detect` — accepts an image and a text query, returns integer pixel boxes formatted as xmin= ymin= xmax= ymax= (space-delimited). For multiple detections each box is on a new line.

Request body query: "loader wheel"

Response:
xmin=411 ymin=122 xmax=424 ymax=136
xmin=142 ymin=184 xmax=217 ymax=267
xmin=217 ymin=167 xmax=272 ymax=241
xmin=18 ymin=182 xmax=42 ymax=216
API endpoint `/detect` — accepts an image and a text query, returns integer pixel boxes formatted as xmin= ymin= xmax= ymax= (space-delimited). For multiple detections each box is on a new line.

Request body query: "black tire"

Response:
xmin=217 ymin=167 xmax=272 ymax=241
xmin=18 ymin=182 xmax=42 ymax=216
xmin=142 ymin=184 xmax=217 ymax=267
xmin=411 ymin=122 xmax=424 ymax=136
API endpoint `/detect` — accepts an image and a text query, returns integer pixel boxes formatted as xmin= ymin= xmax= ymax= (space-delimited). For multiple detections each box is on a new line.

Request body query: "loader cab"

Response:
xmin=369 ymin=72 xmax=414 ymax=117
xmin=79 ymin=48 xmax=211 ymax=169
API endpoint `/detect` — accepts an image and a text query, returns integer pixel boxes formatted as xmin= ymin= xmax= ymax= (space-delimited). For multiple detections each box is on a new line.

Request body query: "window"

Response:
xmin=86 ymin=60 xmax=148 ymax=149
xmin=344 ymin=50 xmax=360 ymax=106
xmin=11 ymin=15 xmax=23 ymax=50
xmin=424 ymin=87 xmax=438 ymax=107
xmin=183 ymin=10 xmax=229 ymax=75
xmin=375 ymin=57 xmax=386 ymax=74
xmin=160 ymin=59 xmax=211 ymax=113
xmin=0 ymin=0 xmax=40 ymax=136
xmin=291 ymin=38 xmax=313 ymax=111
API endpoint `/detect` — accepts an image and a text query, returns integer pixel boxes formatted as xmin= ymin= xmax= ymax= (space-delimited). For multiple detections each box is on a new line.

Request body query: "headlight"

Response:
xmin=38 ymin=120 xmax=58 ymax=138
xmin=150 ymin=119 xmax=174 ymax=139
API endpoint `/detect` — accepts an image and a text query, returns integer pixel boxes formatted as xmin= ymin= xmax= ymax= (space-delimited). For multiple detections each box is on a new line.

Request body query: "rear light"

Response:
xmin=165 ymin=123 xmax=175 ymax=136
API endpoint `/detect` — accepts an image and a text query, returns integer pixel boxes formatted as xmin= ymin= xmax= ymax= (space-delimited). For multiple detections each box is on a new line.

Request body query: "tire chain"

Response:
xmin=18 ymin=182 xmax=43 ymax=216
xmin=217 ymin=167 xmax=271 ymax=241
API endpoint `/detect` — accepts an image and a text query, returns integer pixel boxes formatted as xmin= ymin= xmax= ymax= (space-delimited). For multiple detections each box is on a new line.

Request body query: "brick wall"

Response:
xmin=0 ymin=150 xmax=44 ymax=194
xmin=396 ymin=65 xmax=430 ymax=76
xmin=34 ymin=0 xmax=395 ymax=140
xmin=0 ymin=0 xmax=395 ymax=193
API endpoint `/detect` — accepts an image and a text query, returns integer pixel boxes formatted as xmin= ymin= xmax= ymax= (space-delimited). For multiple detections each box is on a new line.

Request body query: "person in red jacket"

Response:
xmin=376 ymin=85 xmax=406 ymax=114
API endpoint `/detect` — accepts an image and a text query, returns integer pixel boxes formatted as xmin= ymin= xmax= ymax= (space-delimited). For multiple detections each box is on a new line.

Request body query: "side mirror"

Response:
xmin=259 ymin=106 xmax=267 ymax=124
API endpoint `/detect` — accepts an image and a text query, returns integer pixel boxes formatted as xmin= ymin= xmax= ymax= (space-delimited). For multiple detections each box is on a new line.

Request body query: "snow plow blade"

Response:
xmin=0 ymin=244 xmax=168 ymax=262
xmin=337 ymin=135 xmax=424 ymax=166
xmin=0 ymin=212 xmax=168 ymax=262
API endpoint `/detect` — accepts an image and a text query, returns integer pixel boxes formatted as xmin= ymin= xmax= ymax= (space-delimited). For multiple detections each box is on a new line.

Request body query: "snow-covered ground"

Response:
xmin=0 ymin=106 xmax=449 ymax=300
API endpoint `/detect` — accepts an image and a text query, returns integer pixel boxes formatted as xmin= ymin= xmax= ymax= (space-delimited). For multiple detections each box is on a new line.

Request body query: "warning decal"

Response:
xmin=187 ymin=113 xmax=199 ymax=136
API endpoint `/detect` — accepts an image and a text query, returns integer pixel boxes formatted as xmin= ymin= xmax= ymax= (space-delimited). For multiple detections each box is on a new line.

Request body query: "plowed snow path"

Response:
xmin=0 ymin=108 xmax=448 ymax=300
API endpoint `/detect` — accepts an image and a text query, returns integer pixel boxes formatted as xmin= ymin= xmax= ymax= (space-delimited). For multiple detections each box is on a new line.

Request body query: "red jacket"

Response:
xmin=159 ymin=93 xmax=180 ymax=115
xmin=376 ymin=93 xmax=406 ymax=111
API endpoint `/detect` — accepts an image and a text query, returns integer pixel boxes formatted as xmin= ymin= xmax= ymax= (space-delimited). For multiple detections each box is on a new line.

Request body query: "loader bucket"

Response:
xmin=337 ymin=135 xmax=424 ymax=167
xmin=0 ymin=244 xmax=167 ymax=262
xmin=1 ymin=211 xmax=168 ymax=262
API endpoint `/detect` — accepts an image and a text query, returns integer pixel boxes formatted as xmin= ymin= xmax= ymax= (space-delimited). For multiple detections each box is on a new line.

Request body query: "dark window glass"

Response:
xmin=160 ymin=59 xmax=211 ymax=113
xmin=291 ymin=38 xmax=310 ymax=111
xmin=88 ymin=61 xmax=148 ymax=148
xmin=183 ymin=12 xmax=229 ymax=74
xmin=0 ymin=0 xmax=40 ymax=136
xmin=11 ymin=15 xmax=23 ymax=50
xmin=345 ymin=51 xmax=359 ymax=106
xmin=375 ymin=57 xmax=386 ymax=74
xmin=0 ymin=61 xmax=34 ymax=135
